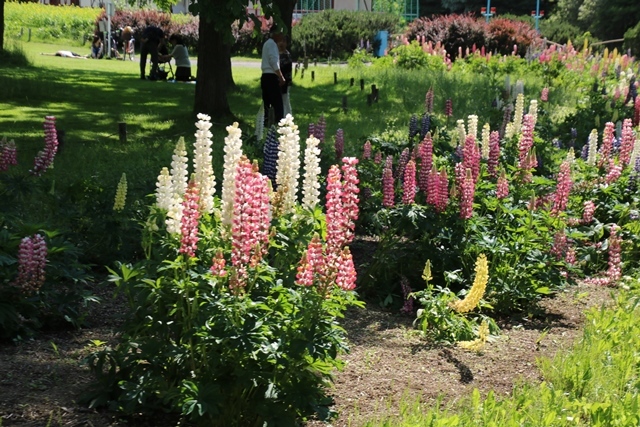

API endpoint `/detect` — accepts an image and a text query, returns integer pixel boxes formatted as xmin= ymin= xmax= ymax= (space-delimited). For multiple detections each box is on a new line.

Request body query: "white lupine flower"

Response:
xmin=221 ymin=122 xmax=244 ymax=226
xmin=467 ymin=115 xmax=478 ymax=140
xmin=528 ymin=100 xmax=538 ymax=129
xmin=275 ymin=114 xmax=301 ymax=214
xmin=629 ymin=136 xmax=640 ymax=169
xmin=165 ymin=197 xmax=183 ymax=235
xmin=193 ymin=114 xmax=216 ymax=214
xmin=456 ymin=119 xmax=466 ymax=146
xmin=587 ymin=129 xmax=598 ymax=166
xmin=170 ymin=137 xmax=189 ymax=198
xmin=302 ymin=136 xmax=321 ymax=210
xmin=156 ymin=167 xmax=173 ymax=210
xmin=505 ymin=123 xmax=515 ymax=140
xmin=481 ymin=123 xmax=491 ymax=160
xmin=255 ymin=105 xmax=265 ymax=141
xmin=566 ymin=148 xmax=575 ymax=164
xmin=512 ymin=93 xmax=525 ymax=135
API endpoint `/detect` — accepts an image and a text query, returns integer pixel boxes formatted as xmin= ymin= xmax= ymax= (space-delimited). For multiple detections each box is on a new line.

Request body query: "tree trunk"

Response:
xmin=1 ymin=0 xmax=5 ymax=53
xmin=193 ymin=18 xmax=232 ymax=117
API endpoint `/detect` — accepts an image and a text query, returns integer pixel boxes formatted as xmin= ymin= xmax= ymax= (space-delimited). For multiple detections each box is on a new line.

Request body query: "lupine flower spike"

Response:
xmin=193 ymin=114 xmax=216 ymax=214
xmin=450 ymin=254 xmax=489 ymax=313
xmin=14 ymin=234 xmax=47 ymax=294
xmin=0 ymin=138 xmax=18 ymax=171
xmin=302 ymin=136 xmax=322 ymax=210
xmin=32 ymin=116 xmax=59 ymax=176
xmin=274 ymin=114 xmax=301 ymax=215
xmin=179 ymin=179 xmax=201 ymax=258
xmin=221 ymin=122 xmax=244 ymax=226
xmin=113 ymin=173 xmax=127 ymax=212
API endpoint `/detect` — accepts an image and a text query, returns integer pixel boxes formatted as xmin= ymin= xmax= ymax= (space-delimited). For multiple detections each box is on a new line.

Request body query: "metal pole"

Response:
xmin=535 ymin=0 xmax=540 ymax=31
xmin=486 ymin=0 xmax=491 ymax=22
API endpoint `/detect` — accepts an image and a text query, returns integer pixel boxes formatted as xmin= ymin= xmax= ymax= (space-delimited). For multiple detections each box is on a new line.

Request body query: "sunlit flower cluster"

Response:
xmin=193 ymin=114 xmax=216 ymax=214
xmin=450 ymin=254 xmax=488 ymax=313
xmin=113 ymin=173 xmax=127 ymax=212
xmin=619 ymin=118 xmax=634 ymax=166
xmin=551 ymin=160 xmax=572 ymax=215
xmin=418 ymin=135 xmax=433 ymax=192
xmin=459 ymin=166 xmax=475 ymax=219
xmin=275 ymin=114 xmax=301 ymax=215
xmin=402 ymin=160 xmax=416 ymax=204
xmin=382 ymin=155 xmax=395 ymax=207
xmin=302 ymin=136 xmax=322 ymax=210
xmin=221 ymin=122 xmax=244 ymax=226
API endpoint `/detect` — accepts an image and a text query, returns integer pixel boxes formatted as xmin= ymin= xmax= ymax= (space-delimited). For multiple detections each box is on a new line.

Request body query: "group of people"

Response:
xmin=139 ymin=26 xmax=192 ymax=82
xmin=260 ymin=26 xmax=293 ymax=127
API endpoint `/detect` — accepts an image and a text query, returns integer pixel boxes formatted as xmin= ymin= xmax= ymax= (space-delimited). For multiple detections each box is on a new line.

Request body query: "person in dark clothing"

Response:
xmin=140 ymin=25 xmax=163 ymax=80
xmin=278 ymin=35 xmax=293 ymax=116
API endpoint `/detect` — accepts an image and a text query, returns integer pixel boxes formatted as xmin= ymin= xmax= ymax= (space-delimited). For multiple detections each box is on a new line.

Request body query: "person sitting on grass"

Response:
xmin=159 ymin=34 xmax=192 ymax=82
xmin=90 ymin=35 xmax=104 ymax=59
xmin=41 ymin=51 xmax=87 ymax=59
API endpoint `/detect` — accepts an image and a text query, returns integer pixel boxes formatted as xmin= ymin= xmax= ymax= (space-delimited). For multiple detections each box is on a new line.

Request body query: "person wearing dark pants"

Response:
xmin=261 ymin=28 xmax=286 ymax=126
xmin=139 ymin=26 xmax=163 ymax=80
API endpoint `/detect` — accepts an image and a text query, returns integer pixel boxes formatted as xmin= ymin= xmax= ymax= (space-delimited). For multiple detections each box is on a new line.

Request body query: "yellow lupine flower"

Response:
xmin=449 ymin=254 xmax=489 ymax=313
xmin=113 ymin=173 xmax=127 ymax=212
xmin=458 ymin=320 xmax=489 ymax=352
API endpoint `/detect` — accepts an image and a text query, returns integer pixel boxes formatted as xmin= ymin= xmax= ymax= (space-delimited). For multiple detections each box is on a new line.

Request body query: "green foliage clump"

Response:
xmin=290 ymin=10 xmax=402 ymax=60
xmin=624 ymin=21 xmax=640 ymax=57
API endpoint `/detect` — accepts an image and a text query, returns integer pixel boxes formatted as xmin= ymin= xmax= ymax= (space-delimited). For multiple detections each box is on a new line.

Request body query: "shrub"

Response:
xmin=624 ymin=21 xmax=640 ymax=57
xmin=487 ymin=18 xmax=542 ymax=56
xmin=231 ymin=15 xmax=271 ymax=55
xmin=290 ymin=10 xmax=402 ymax=60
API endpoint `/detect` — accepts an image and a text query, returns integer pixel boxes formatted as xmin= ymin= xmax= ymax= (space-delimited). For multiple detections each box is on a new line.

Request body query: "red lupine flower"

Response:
xmin=296 ymin=235 xmax=325 ymax=287
xmin=605 ymin=159 xmax=622 ymax=184
xmin=341 ymin=157 xmax=360 ymax=245
xmin=374 ymin=151 xmax=382 ymax=164
xmin=462 ymin=135 xmax=480 ymax=183
xmin=210 ymin=251 xmax=227 ymax=277
xmin=445 ymin=99 xmax=453 ymax=117
xmin=402 ymin=160 xmax=417 ymax=204
xmin=326 ymin=165 xmax=347 ymax=251
xmin=396 ymin=148 xmax=410 ymax=182
xmin=179 ymin=180 xmax=201 ymax=258
xmin=459 ymin=168 xmax=475 ymax=219
xmin=426 ymin=164 xmax=439 ymax=208
xmin=335 ymin=247 xmax=357 ymax=291
xmin=541 ymin=87 xmax=549 ymax=102
xmin=362 ymin=140 xmax=372 ymax=160
xmin=551 ymin=160 xmax=572 ymax=216
xmin=599 ymin=122 xmax=615 ymax=166
xmin=382 ymin=156 xmax=395 ymax=207
xmin=582 ymin=200 xmax=596 ymax=224
xmin=0 ymin=139 xmax=18 ymax=171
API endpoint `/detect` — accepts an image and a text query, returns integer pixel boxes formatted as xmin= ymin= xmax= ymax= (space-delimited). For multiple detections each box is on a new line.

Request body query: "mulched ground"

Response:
xmin=0 ymin=274 xmax=613 ymax=427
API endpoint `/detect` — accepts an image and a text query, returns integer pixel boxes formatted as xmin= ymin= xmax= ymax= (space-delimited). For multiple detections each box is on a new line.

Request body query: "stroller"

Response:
xmin=157 ymin=60 xmax=174 ymax=81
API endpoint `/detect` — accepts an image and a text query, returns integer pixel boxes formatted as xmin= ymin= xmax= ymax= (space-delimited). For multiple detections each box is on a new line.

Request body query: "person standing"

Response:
xmin=160 ymin=34 xmax=192 ymax=82
xmin=140 ymin=25 xmax=163 ymax=80
xmin=277 ymin=35 xmax=293 ymax=117
xmin=261 ymin=27 xmax=286 ymax=126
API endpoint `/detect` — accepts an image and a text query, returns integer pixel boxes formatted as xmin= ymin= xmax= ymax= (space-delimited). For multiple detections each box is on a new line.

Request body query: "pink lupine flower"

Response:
xmin=341 ymin=157 xmax=360 ymax=245
xmin=231 ymin=158 xmax=271 ymax=270
xmin=179 ymin=180 xmax=201 ymax=258
xmin=418 ymin=134 xmax=433 ymax=192
xmin=444 ymin=99 xmax=453 ymax=117
xmin=599 ymin=122 xmax=615 ymax=166
xmin=210 ymin=251 xmax=227 ymax=277
xmin=487 ymin=131 xmax=501 ymax=178
xmin=541 ymin=87 xmax=549 ymax=102
xmin=334 ymin=129 xmax=344 ymax=161
xmin=606 ymin=225 xmax=622 ymax=283
xmin=551 ymin=160 xmax=572 ymax=216
xmin=517 ymin=114 xmax=535 ymax=182
xmin=426 ymin=164 xmax=439 ymax=208
xmin=619 ymin=119 xmax=634 ymax=166
xmin=31 ymin=116 xmax=59 ymax=176
xmin=582 ymin=200 xmax=596 ymax=224
xmin=565 ymin=247 xmax=576 ymax=265
xmin=402 ymin=160 xmax=417 ymax=204
xmin=0 ymin=139 xmax=17 ymax=171
xmin=374 ymin=151 xmax=382 ymax=164
xmin=459 ymin=168 xmax=475 ymax=219
xmin=462 ymin=135 xmax=480 ymax=183
xmin=400 ymin=276 xmax=414 ymax=315
xmin=362 ymin=140 xmax=372 ymax=160
xmin=551 ymin=230 xmax=567 ymax=260
xmin=496 ymin=171 xmax=509 ymax=199
xmin=296 ymin=235 xmax=325 ymax=287
xmin=605 ymin=159 xmax=622 ymax=184
xmin=436 ymin=167 xmax=449 ymax=213
xmin=335 ymin=248 xmax=357 ymax=291
xmin=425 ymin=87 xmax=434 ymax=114
xmin=326 ymin=165 xmax=347 ymax=251
xmin=382 ymin=156 xmax=395 ymax=207
xmin=14 ymin=234 xmax=47 ymax=294
xmin=634 ymin=97 xmax=640 ymax=127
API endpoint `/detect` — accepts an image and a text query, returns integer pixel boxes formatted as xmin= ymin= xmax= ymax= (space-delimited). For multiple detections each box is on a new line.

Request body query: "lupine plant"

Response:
xmin=85 ymin=114 xmax=364 ymax=426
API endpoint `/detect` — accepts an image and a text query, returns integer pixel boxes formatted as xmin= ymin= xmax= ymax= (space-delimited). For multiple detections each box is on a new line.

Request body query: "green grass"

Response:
xmin=364 ymin=284 xmax=640 ymax=427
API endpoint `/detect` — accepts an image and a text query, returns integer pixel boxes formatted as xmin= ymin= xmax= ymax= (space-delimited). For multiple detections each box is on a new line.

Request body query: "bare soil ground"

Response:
xmin=0 ymin=275 xmax=613 ymax=427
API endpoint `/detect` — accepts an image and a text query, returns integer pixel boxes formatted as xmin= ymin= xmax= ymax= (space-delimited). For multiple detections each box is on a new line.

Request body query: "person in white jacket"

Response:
xmin=260 ymin=27 xmax=286 ymax=127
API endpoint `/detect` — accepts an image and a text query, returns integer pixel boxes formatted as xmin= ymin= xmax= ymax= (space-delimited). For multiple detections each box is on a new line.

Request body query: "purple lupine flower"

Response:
xmin=0 ymin=139 xmax=18 ymax=171
xmin=420 ymin=114 xmax=431 ymax=140
xmin=334 ymin=129 xmax=344 ymax=161
xmin=315 ymin=115 xmax=326 ymax=144
xmin=396 ymin=148 xmax=410 ymax=182
xmin=262 ymin=126 xmax=279 ymax=185
xmin=31 ymin=116 xmax=59 ymax=176
xmin=409 ymin=114 xmax=419 ymax=140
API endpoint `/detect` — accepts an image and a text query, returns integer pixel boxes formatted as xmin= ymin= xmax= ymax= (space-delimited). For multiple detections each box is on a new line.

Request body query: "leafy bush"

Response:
xmin=624 ymin=21 xmax=640 ymax=57
xmin=487 ymin=18 xmax=542 ymax=56
xmin=290 ymin=10 xmax=402 ymax=60
xmin=231 ymin=14 xmax=271 ymax=55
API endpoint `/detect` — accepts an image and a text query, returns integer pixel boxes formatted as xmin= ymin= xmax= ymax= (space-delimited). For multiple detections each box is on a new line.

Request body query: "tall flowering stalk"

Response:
xmin=409 ymin=114 xmax=419 ymax=140
xmin=314 ymin=114 xmax=326 ymax=143
xmin=582 ymin=200 xmax=596 ymax=224
xmin=32 ymin=116 xmax=59 ymax=176
xmin=420 ymin=113 xmax=431 ymax=140
xmin=551 ymin=160 xmax=572 ymax=215
xmin=435 ymin=167 xmax=449 ymax=213
xmin=487 ymin=131 xmax=501 ymax=178
xmin=480 ymin=123 xmax=490 ymax=160
xmin=382 ymin=156 xmax=394 ymax=207
xmin=517 ymin=114 xmax=535 ymax=182
xmin=170 ymin=137 xmax=189 ymax=198
xmin=449 ymin=254 xmax=488 ymax=313
xmin=634 ymin=96 xmax=640 ymax=126
xmin=221 ymin=122 xmax=244 ymax=226
xmin=528 ymin=100 xmax=538 ymax=129
xmin=179 ymin=180 xmax=201 ymax=258
xmin=605 ymin=159 xmax=622 ymax=184
xmin=462 ymin=135 xmax=480 ymax=183
xmin=496 ymin=170 xmax=509 ymax=199
xmin=340 ymin=158 xmax=360 ymax=245
xmin=402 ymin=160 xmax=417 ymax=204
xmin=598 ymin=122 xmax=615 ymax=166
xmin=456 ymin=120 xmax=466 ymax=148
xmin=14 ymin=234 xmax=47 ymax=294
xmin=467 ymin=115 xmax=478 ymax=140
xmin=0 ymin=137 xmax=17 ymax=171
xmin=193 ymin=114 xmax=216 ymax=214
xmin=511 ymin=93 xmax=525 ymax=136
xmin=113 ymin=173 xmax=127 ymax=212
xmin=396 ymin=148 xmax=410 ymax=182
xmin=274 ymin=114 xmax=301 ymax=215
xmin=302 ymin=136 xmax=322 ymax=210
xmin=541 ymin=87 xmax=549 ymax=102
xmin=587 ymin=129 xmax=599 ymax=166
xmin=155 ymin=167 xmax=173 ymax=211
xmin=606 ymin=225 xmax=622 ymax=283
xmin=334 ymin=128 xmax=344 ymax=161
xmin=499 ymin=104 xmax=513 ymax=139
xmin=425 ymin=87 xmax=434 ymax=114
xmin=230 ymin=158 xmax=272 ymax=287
xmin=619 ymin=118 xmax=634 ymax=166
xmin=418 ymin=134 xmax=433 ymax=192
xmin=296 ymin=235 xmax=326 ymax=287
xmin=362 ymin=140 xmax=372 ymax=160
xmin=262 ymin=127 xmax=279 ymax=184
xmin=459 ymin=168 xmax=475 ymax=219
xmin=335 ymin=247 xmax=357 ymax=291
xmin=444 ymin=99 xmax=453 ymax=118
